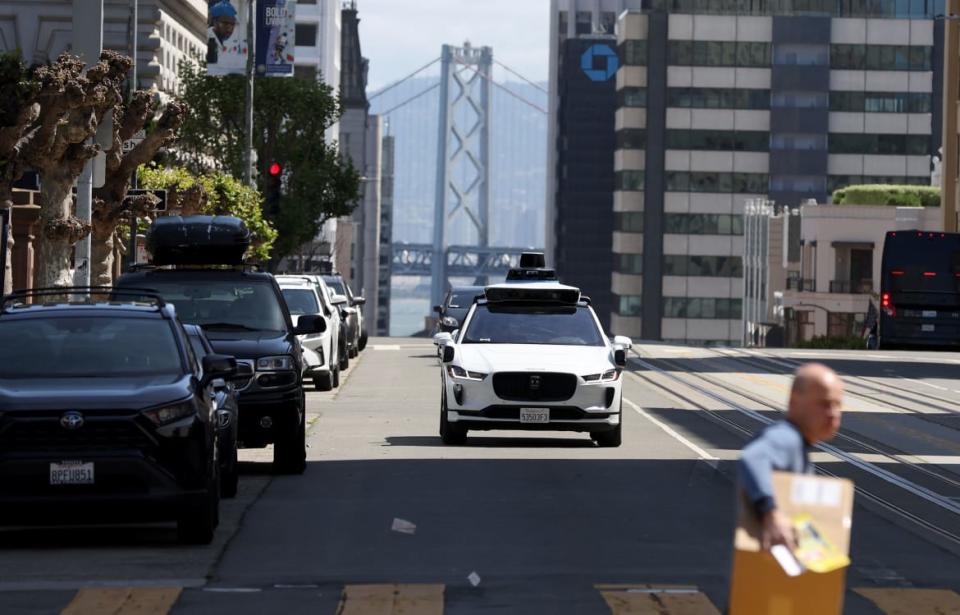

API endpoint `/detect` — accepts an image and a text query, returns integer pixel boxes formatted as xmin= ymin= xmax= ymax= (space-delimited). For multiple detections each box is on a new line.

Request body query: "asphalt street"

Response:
xmin=0 ymin=340 xmax=959 ymax=613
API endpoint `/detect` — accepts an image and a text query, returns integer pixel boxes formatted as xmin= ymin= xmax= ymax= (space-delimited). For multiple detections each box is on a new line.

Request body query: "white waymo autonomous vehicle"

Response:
xmin=433 ymin=253 xmax=632 ymax=447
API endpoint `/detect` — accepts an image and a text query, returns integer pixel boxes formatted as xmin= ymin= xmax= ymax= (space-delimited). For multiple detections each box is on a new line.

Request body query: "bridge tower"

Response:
xmin=430 ymin=42 xmax=493 ymax=309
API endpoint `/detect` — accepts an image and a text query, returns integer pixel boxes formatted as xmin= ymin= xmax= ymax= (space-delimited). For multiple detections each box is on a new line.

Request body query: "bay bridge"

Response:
xmin=369 ymin=43 xmax=548 ymax=333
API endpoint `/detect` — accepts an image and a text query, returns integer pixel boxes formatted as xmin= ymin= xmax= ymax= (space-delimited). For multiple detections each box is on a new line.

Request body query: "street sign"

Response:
xmin=124 ymin=188 xmax=167 ymax=212
xmin=122 ymin=129 xmax=146 ymax=154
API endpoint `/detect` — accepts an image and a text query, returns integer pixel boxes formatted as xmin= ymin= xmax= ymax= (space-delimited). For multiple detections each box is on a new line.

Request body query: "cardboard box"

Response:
xmin=729 ymin=472 xmax=855 ymax=615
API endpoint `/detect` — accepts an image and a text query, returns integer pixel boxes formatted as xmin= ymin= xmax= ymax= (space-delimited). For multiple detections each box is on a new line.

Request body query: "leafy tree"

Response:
xmin=175 ymin=60 xmax=360 ymax=266
xmin=138 ymin=165 xmax=277 ymax=261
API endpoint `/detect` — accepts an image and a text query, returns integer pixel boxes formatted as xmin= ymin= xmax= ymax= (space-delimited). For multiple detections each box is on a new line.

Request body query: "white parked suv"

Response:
xmin=433 ymin=254 xmax=632 ymax=447
xmin=277 ymin=276 xmax=341 ymax=391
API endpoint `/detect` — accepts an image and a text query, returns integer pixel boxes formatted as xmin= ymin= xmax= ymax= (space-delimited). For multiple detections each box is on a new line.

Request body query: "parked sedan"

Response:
xmin=184 ymin=324 xmax=240 ymax=498
xmin=278 ymin=277 xmax=341 ymax=391
xmin=0 ymin=288 xmax=235 ymax=543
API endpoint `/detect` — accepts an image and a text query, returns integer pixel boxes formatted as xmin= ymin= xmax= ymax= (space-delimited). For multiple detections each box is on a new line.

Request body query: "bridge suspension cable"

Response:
xmin=493 ymin=59 xmax=548 ymax=94
xmin=378 ymin=82 xmax=441 ymax=117
xmin=368 ymin=57 xmax=441 ymax=102
xmin=455 ymin=60 xmax=547 ymax=115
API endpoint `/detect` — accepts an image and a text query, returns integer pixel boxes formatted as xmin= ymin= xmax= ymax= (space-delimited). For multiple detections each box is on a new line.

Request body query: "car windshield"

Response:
xmin=448 ymin=291 xmax=482 ymax=308
xmin=462 ymin=305 xmax=604 ymax=346
xmin=282 ymin=288 xmax=320 ymax=315
xmin=323 ymin=278 xmax=347 ymax=297
xmin=0 ymin=317 xmax=183 ymax=379
xmin=126 ymin=279 xmax=288 ymax=332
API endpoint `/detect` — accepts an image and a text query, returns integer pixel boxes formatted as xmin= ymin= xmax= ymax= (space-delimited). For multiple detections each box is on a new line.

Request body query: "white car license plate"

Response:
xmin=520 ymin=408 xmax=550 ymax=424
xmin=50 ymin=462 xmax=94 ymax=486
xmin=922 ymin=310 xmax=937 ymax=318
xmin=922 ymin=324 xmax=935 ymax=332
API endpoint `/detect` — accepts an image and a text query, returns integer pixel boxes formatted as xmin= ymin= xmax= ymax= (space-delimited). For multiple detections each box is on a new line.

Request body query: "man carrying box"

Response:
xmin=739 ymin=363 xmax=844 ymax=551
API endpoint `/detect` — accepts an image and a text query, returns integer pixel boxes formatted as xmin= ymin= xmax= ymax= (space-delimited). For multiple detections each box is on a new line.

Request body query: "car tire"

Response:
xmin=359 ymin=331 xmax=368 ymax=351
xmin=439 ymin=396 xmax=467 ymax=445
xmin=177 ymin=464 xmax=220 ymax=544
xmin=332 ymin=365 xmax=340 ymax=388
xmin=340 ymin=348 xmax=350 ymax=370
xmin=348 ymin=344 xmax=358 ymax=359
xmin=314 ymin=373 xmax=333 ymax=391
xmin=593 ymin=422 xmax=622 ymax=448
xmin=274 ymin=412 xmax=307 ymax=474
xmin=220 ymin=442 xmax=239 ymax=499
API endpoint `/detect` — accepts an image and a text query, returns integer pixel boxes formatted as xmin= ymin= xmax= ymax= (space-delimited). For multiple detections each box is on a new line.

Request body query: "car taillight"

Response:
xmin=891 ymin=270 xmax=905 ymax=276
xmin=923 ymin=271 xmax=937 ymax=277
xmin=882 ymin=292 xmax=895 ymax=317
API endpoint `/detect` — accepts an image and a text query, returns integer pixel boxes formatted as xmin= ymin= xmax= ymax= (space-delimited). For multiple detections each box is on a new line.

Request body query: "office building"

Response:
xmin=613 ymin=6 xmax=941 ymax=344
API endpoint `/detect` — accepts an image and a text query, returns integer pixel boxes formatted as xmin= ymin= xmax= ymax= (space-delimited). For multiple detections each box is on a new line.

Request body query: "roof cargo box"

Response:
xmin=147 ymin=215 xmax=251 ymax=266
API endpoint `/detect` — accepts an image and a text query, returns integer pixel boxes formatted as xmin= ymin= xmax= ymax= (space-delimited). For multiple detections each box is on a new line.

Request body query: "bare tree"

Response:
xmin=18 ymin=51 xmax=132 ymax=287
xmin=91 ymin=92 xmax=186 ymax=284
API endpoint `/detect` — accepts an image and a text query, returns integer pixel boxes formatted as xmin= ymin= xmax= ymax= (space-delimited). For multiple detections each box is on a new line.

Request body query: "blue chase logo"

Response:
xmin=581 ymin=44 xmax=619 ymax=82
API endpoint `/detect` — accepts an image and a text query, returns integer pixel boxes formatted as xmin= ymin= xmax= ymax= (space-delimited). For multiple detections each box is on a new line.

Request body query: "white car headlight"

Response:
xmin=440 ymin=316 xmax=459 ymax=327
xmin=447 ymin=365 xmax=487 ymax=381
xmin=583 ymin=369 xmax=619 ymax=383
xmin=257 ymin=355 xmax=294 ymax=371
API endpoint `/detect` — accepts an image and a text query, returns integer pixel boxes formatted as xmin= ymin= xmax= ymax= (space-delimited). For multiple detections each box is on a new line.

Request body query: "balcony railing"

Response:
xmin=786 ymin=278 xmax=816 ymax=291
xmin=829 ymin=280 xmax=874 ymax=294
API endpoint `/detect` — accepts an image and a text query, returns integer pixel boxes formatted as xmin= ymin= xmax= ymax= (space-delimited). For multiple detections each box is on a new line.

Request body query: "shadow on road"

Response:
xmin=384 ymin=435 xmax=597 ymax=448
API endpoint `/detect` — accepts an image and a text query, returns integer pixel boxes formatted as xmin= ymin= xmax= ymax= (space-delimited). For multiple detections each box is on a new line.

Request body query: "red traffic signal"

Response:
xmin=268 ymin=162 xmax=282 ymax=176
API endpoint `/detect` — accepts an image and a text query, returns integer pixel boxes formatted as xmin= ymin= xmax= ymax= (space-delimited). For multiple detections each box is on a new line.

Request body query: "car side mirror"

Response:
xmin=433 ymin=332 xmax=452 ymax=346
xmin=613 ymin=335 xmax=633 ymax=350
xmin=442 ymin=345 xmax=455 ymax=363
xmin=433 ymin=305 xmax=443 ymax=314
xmin=294 ymin=314 xmax=326 ymax=335
xmin=352 ymin=296 xmax=366 ymax=306
xmin=614 ymin=349 xmax=626 ymax=368
xmin=202 ymin=354 xmax=237 ymax=385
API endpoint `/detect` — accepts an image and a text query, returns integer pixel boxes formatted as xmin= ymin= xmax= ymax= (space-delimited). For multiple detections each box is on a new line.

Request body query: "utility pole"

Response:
xmin=943 ymin=3 xmax=959 ymax=232
xmin=73 ymin=0 xmax=104 ymax=285
xmin=244 ymin=0 xmax=256 ymax=187
xmin=127 ymin=0 xmax=139 ymax=268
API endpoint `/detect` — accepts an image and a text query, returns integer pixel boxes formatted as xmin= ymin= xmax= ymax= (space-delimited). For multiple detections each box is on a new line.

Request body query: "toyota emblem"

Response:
xmin=60 ymin=412 xmax=85 ymax=430
xmin=529 ymin=375 xmax=542 ymax=390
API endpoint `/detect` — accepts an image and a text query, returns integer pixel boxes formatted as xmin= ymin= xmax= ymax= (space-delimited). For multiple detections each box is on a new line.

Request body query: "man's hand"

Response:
xmin=760 ymin=509 xmax=796 ymax=551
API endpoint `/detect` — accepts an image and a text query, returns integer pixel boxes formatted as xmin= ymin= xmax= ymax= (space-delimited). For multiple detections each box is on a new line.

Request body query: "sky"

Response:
xmin=356 ymin=0 xmax=551 ymax=91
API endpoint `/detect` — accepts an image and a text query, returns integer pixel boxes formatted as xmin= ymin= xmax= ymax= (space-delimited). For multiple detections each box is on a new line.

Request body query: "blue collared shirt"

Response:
xmin=739 ymin=420 xmax=814 ymax=516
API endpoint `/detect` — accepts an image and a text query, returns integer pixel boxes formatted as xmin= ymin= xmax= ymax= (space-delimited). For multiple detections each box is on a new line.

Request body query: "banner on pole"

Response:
xmin=206 ymin=0 xmax=251 ymax=76
xmin=256 ymin=0 xmax=296 ymax=76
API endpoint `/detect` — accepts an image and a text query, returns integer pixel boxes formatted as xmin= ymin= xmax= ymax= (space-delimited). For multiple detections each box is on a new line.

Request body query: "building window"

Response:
xmin=615 ymin=170 xmax=645 ymax=191
xmin=668 ymin=41 xmax=770 ymax=68
xmin=663 ymin=297 xmax=743 ymax=319
xmin=830 ymin=91 xmax=932 ymax=113
xmin=294 ymin=65 xmax=318 ymax=81
xmin=773 ymin=43 xmax=829 ymax=66
xmin=771 ymin=91 xmax=828 ymax=108
xmin=830 ymin=44 xmax=932 ymax=71
xmin=667 ymin=88 xmax=769 ymax=110
xmin=575 ymin=11 xmax=592 ymax=35
xmin=666 ymin=172 xmax=768 ymax=194
xmin=616 ymin=253 xmax=644 ymax=274
xmin=770 ymin=175 xmax=827 ymax=192
xmin=600 ymin=11 xmax=617 ymax=34
xmin=664 ymin=214 xmax=743 ymax=235
xmin=827 ymin=312 xmax=861 ymax=337
xmin=616 ymin=129 xmax=647 ymax=150
xmin=619 ymin=41 xmax=647 ymax=66
xmin=770 ymin=133 xmax=827 ymax=150
xmin=295 ymin=23 xmax=318 ymax=46
xmin=663 ymin=255 xmax=743 ymax=277
xmin=618 ymin=295 xmax=643 ymax=316
xmin=665 ymin=129 xmax=769 ymax=152
xmin=619 ymin=87 xmax=647 ymax=108
xmin=828 ymin=133 xmax=931 ymax=156
xmin=616 ymin=212 xmax=645 ymax=233
xmin=664 ymin=0 xmax=938 ymax=17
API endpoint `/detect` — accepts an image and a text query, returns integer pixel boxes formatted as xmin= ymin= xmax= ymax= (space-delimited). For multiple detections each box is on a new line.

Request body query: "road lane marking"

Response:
xmin=337 ymin=584 xmax=444 ymax=615
xmin=61 ymin=587 xmax=182 ymax=615
xmin=855 ymin=588 xmax=960 ymax=614
xmin=370 ymin=345 xmax=401 ymax=350
xmin=597 ymin=584 xmax=721 ymax=614
xmin=623 ymin=397 xmax=718 ymax=466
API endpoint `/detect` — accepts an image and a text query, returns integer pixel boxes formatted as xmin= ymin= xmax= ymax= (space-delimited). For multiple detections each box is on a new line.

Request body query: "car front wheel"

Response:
xmin=439 ymin=395 xmax=467 ymax=445
xmin=314 ymin=373 xmax=333 ymax=391
xmin=274 ymin=412 xmax=307 ymax=474
xmin=177 ymin=463 xmax=220 ymax=544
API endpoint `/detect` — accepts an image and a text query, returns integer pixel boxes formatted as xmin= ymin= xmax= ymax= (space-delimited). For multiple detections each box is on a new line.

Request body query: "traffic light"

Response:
xmin=264 ymin=161 xmax=282 ymax=216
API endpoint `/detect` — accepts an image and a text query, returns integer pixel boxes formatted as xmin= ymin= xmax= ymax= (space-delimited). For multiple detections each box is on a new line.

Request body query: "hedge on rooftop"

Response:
xmin=831 ymin=184 xmax=939 ymax=208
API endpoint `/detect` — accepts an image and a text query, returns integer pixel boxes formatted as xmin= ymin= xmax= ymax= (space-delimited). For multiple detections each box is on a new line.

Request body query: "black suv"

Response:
xmin=116 ymin=216 xmax=324 ymax=474
xmin=0 ymin=288 xmax=235 ymax=543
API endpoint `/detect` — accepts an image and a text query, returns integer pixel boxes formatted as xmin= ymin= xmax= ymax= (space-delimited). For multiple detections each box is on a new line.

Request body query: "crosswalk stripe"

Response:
xmin=855 ymin=588 xmax=960 ymax=614
xmin=596 ymin=585 xmax=721 ymax=615
xmin=60 ymin=587 xmax=182 ymax=615
xmin=336 ymin=584 xmax=444 ymax=615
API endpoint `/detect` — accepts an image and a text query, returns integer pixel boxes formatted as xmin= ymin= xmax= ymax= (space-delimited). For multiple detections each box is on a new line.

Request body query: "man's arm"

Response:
xmin=739 ymin=434 xmax=796 ymax=550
